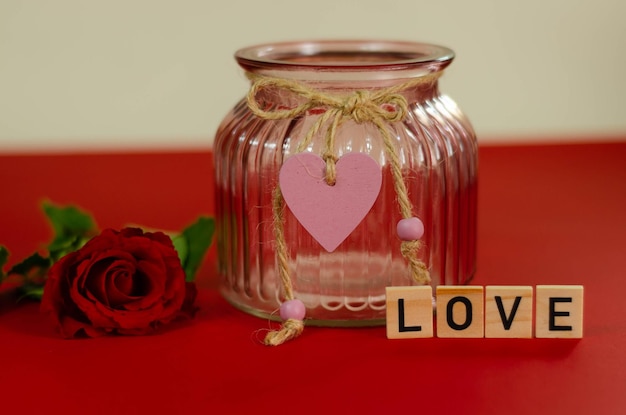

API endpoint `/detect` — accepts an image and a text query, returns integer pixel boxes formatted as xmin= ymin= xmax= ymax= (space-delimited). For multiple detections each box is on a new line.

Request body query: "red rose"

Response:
xmin=41 ymin=227 xmax=197 ymax=338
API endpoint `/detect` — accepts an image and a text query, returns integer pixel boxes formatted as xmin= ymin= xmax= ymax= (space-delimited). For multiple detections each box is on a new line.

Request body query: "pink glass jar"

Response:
xmin=214 ymin=40 xmax=477 ymax=326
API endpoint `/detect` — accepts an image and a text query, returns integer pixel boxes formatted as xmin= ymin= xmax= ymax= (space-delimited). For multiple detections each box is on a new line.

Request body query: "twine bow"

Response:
xmin=246 ymin=73 xmax=437 ymax=345
xmin=247 ymin=74 xmax=437 ymax=186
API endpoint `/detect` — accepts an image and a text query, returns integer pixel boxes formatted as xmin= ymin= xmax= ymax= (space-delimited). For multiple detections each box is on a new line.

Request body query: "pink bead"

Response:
xmin=279 ymin=299 xmax=306 ymax=321
xmin=396 ymin=217 xmax=424 ymax=241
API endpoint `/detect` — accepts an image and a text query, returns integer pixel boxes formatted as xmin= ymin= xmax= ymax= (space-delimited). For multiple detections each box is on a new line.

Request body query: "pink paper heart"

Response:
xmin=279 ymin=152 xmax=382 ymax=252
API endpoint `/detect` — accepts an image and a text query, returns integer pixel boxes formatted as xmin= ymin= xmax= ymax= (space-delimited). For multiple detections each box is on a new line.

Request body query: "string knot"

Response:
xmin=342 ymin=90 xmax=374 ymax=123
xmin=340 ymin=91 xmax=408 ymax=124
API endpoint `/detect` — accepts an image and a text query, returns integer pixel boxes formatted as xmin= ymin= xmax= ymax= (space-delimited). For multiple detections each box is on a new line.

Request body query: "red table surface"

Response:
xmin=1 ymin=140 xmax=625 ymax=414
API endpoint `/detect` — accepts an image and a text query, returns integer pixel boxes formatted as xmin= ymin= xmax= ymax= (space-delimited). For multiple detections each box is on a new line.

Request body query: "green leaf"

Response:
xmin=42 ymin=201 xmax=97 ymax=261
xmin=0 ymin=245 xmax=9 ymax=282
xmin=8 ymin=252 xmax=52 ymax=286
xmin=177 ymin=216 xmax=215 ymax=282
xmin=18 ymin=284 xmax=45 ymax=301
xmin=171 ymin=234 xmax=189 ymax=268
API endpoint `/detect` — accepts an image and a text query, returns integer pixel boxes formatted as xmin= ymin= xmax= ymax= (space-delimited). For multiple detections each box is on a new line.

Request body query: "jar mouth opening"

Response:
xmin=235 ymin=40 xmax=454 ymax=73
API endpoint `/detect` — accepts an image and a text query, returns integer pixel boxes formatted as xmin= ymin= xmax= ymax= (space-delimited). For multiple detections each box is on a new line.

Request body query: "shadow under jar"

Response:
xmin=214 ymin=40 xmax=477 ymax=326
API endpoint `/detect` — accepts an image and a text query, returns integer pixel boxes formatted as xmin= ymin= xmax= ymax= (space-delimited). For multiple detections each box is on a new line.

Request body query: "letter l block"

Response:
xmin=386 ymin=286 xmax=434 ymax=339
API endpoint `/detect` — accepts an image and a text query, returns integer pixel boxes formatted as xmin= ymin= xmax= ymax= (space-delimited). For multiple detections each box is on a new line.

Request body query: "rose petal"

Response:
xmin=83 ymin=258 xmax=114 ymax=306
xmin=105 ymin=267 xmax=142 ymax=307
xmin=107 ymin=302 xmax=162 ymax=329
xmin=57 ymin=313 xmax=108 ymax=338
xmin=118 ymin=228 xmax=144 ymax=238
xmin=42 ymin=253 xmax=97 ymax=337
xmin=72 ymin=276 xmax=118 ymax=329
xmin=80 ymin=249 xmax=134 ymax=304
xmin=121 ymin=235 xmax=157 ymax=260
xmin=144 ymin=230 xmax=175 ymax=248
xmin=119 ymin=260 xmax=163 ymax=311
xmin=112 ymin=266 xmax=133 ymax=295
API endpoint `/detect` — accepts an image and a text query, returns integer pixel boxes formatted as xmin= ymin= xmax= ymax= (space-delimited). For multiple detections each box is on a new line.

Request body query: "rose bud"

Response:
xmin=41 ymin=227 xmax=196 ymax=338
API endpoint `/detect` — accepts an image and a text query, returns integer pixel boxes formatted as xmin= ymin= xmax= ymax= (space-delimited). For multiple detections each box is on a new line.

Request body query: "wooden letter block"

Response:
xmin=535 ymin=285 xmax=584 ymax=338
xmin=386 ymin=286 xmax=433 ymax=339
xmin=485 ymin=286 xmax=533 ymax=338
xmin=436 ymin=286 xmax=484 ymax=338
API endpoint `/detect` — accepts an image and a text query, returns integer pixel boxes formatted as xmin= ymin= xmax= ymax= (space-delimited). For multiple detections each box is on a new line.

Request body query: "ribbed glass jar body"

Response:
xmin=214 ymin=40 xmax=477 ymax=326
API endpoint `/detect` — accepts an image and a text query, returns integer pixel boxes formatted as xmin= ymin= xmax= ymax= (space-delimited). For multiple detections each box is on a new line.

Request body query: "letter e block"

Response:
xmin=386 ymin=286 xmax=433 ymax=339
xmin=485 ymin=286 xmax=533 ymax=338
xmin=535 ymin=285 xmax=584 ymax=338
xmin=436 ymin=286 xmax=484 ymax=338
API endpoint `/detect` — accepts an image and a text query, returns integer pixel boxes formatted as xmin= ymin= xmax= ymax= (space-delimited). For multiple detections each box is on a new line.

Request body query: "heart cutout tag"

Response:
xmin=279 ymin=152 xmax=382 ymax=252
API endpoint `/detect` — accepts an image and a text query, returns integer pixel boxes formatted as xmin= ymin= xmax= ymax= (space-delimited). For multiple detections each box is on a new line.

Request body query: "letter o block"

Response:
xmin=436 ymin=286 xmax=484 ymax=338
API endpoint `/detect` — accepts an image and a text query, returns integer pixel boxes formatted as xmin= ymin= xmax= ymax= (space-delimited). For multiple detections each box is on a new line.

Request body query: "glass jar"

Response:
xmin=214 ymin=40 xmax=477 ymax=326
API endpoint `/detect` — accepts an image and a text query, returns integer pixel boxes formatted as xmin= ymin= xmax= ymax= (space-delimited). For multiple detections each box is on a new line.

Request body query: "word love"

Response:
xmin=386 ymin=285 xmax=584 ymax=339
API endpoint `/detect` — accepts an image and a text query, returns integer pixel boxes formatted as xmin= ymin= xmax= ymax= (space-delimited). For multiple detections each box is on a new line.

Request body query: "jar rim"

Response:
xmin=235 ymin=40 xmax=454 ymax=74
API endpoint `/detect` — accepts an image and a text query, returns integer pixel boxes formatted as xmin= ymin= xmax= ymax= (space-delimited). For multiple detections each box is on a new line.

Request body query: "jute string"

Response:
xmin=246 ymin=73 xmax=437 ymax=345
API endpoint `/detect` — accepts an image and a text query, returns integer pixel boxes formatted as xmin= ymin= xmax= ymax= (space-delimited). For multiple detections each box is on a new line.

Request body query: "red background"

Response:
xmin=1 ymin=141 xmax=625 ymax=414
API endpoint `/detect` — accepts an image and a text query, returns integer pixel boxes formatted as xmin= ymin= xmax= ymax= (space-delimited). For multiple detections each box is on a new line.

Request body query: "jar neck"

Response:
xmin=237 ymin=40 xmax=453 ymax=106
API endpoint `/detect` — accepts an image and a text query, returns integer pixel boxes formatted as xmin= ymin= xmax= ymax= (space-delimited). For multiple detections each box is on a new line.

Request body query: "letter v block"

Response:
xmin=436 ymin=286 xmax=484 ymax=338
xmin=485 ymin=286 xmax=533 ymax=338
xmin=535 ymin=285 xmax=584 ymax=338
xmin=386 ymin=286 xmax=434 ymax=339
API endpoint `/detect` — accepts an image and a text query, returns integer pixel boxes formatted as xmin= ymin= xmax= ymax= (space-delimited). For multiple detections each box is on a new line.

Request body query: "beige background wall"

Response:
xmin=1 ymin=0 xmax=624 ymax=153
